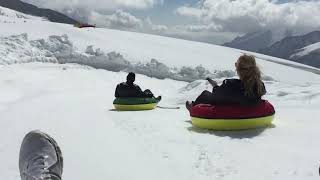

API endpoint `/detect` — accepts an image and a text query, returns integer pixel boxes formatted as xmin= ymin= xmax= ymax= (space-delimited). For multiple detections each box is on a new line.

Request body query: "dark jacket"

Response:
xmin=209 ymin=79 xmax=266 ymax=106
xmin=115 ymin=82 xmax=151 ymax=98
xmin=194 ymin=79 xmax=261 ymax=106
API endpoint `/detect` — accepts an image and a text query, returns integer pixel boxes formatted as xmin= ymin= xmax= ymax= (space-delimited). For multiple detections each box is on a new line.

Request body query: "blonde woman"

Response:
xmin=186 ymin=55 xmax=266 ymax=111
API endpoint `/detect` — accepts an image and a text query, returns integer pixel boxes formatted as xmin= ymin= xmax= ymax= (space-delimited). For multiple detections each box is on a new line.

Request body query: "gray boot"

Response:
xmin=19 ymin=130 xmax=63 ymax=180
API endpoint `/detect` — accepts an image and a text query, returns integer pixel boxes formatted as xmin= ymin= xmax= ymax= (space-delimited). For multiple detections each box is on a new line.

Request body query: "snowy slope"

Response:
xmin=0 ymin=19 xmax=319 ymax=83
xmin=1 ymin=7 xmax=320 ymax=180
xmin=1 ymin=63 xmax=320 ymax=180
xmin=292 ymin=42 xmax=320 ymax=58
xmin=0 ymin=6 xmax=45 ymax=22
xmin=289 ymin=42 xmax=320 ymax=68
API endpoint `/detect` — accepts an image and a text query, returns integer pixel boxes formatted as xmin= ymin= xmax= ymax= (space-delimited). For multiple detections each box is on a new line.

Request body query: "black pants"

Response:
xmin=143 ymin=89 xmax=154 ymax=98
xmin=194 ymin=90 xmax=213 ymax=105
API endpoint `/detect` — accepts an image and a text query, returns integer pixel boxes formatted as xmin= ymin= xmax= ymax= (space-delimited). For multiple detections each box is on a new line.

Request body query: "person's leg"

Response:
xmin=143 ymin=89 xmax=154 ymax=98
xmin=186 ymin=90 xmax=213 ymax=112
xmin=193 ymin=90 xmax=213 ymax=105
xmin=19 ymin=130 xmax=63 ymax=180
xmin=143 ymin=89 xmax=162 ymax=101
xmin=185 ymin=101 xmax=193 ymax=112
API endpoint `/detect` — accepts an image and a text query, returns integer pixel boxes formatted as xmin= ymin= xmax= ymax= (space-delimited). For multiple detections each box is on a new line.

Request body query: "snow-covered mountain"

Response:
xmin=223 ymin=29 xmax=294 ymax=51
xmin=260 ymin=31 xmax=320 ymax=68
xmin=225 ymin=30 xmax=320 ymax=68
xmin=0 ymin=5 xmax=43 ymax=21
xmin=0 ymin=0 xmax=78 ymax=24
xmin=223 ymin=30 xmax=273 ymax=52
xmin=1 ymin=7 xmax=320 ymax=180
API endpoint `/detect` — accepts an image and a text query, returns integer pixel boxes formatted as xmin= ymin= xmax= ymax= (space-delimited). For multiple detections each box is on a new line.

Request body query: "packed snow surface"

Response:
xmin=1 ymin=6 xmax=320 ymax=180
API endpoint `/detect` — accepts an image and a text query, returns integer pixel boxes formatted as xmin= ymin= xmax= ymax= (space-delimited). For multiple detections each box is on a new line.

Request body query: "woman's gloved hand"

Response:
xmin=206 ymin=77 xmax=218 ymax=87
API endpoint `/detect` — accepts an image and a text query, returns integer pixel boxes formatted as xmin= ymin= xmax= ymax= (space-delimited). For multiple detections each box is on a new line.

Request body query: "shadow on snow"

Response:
xmin=186 ymin=120 xmax=276 ymax=139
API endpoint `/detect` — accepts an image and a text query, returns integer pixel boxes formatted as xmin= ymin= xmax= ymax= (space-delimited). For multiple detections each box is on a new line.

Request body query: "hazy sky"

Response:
xmin=21 ymin=0 xmax=320 ymax=44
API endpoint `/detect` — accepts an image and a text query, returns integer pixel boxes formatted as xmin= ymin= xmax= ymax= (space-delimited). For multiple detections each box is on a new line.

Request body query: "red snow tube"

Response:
xmin=191 ymin=100 xmax=275 ymax=130
xmin=191 ymin=100 xmax=275 ymax=119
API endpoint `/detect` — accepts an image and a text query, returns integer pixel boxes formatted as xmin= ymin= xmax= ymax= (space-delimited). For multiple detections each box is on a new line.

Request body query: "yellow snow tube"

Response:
xmin=113 ymin=103 xmax=158 ymax=111
xmin=113 ymin=97 xmax=160 ymax=111
xmin=191 ymin=115 xmax=274 ymax=130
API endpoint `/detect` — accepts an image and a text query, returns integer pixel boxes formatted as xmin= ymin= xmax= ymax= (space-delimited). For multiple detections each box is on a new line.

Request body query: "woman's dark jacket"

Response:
xmin=196 ymin=79 xmax=266 ymax=106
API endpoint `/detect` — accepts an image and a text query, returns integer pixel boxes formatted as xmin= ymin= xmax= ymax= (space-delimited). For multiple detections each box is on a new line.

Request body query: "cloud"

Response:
xmin=21 ymin=0 xmax=237 ymax=44
xmin=86 ymin=10 xmax=234 ymax=44
xmin=89 ymin=10 xmax=143 ymax=29
xmin=184 ymin=24 xmax=223 ymax=32
xmin=86 ymin=9 xmax=234 ymax=44
xmin=61 ymin=7 xmax=92 ymax=23
xmin=144 ymin=17 xmax=168 ymax=32
xmin=88 ymin=10 xmax=169 ymax=33
xmin=22 ymin=0 xmax=167 ymax=31
xmin=176 ymin=0 xmax=320 ymax=34
xmin=164 ymin=25 xmax=239 ymax=44
xmin=22 ymin=0 xmax=163 ymax=11
xmin=175 ymin=6 xmax=203 ymax=18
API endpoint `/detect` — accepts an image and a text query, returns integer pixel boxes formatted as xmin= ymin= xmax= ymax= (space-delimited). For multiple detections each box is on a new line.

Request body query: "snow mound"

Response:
xmin=0 ymin=34 xmax=276 ymax=83
xmin=0 ymin=34 xmax=57 ymax=64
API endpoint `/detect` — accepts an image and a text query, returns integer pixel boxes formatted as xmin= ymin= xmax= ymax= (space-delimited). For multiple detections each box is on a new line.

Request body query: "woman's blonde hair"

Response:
xmin=236 ymin=55 xmax=266 ymax=97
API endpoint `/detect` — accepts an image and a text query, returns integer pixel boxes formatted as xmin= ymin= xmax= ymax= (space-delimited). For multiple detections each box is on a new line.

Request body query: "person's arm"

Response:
xmin=135 ymin=85 xmax=143 ymax=93
xmin=206 ymin=77 xmax=219 ymax=92
xmin=206 ymin=77 xmax=218 ymax=87
xmin=133 ymin=84 xmax=145 ymax=97
xmin=115 ymin=84 xmax=120 ymax=97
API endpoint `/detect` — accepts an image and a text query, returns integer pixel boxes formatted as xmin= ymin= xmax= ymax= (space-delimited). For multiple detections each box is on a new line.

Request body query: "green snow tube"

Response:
xmin=113 ymin=97 xmax=160 ymax=111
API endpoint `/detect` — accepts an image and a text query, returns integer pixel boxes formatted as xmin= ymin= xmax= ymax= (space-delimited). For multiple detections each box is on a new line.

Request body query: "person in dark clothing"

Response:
xmin=186 ymin=54 xmax=266 ymax=111
xmin=115 ymin=72 xmax=160 ymax=99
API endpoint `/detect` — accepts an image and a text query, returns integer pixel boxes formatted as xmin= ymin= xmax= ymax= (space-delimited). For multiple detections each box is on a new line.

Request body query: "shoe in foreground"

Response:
xmin=19 ymin=130 xmax=63 ymax=180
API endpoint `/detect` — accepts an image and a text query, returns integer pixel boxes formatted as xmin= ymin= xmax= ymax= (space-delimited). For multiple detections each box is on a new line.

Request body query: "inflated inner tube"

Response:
xmin=113 ymin=97 xmax=160 ymax=111
xmin=191 ymin=100 xmax=275 ymax=130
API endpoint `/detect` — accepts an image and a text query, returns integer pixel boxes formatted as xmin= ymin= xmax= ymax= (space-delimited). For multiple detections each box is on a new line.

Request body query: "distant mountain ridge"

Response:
xmin=224 ymin=31 xmax=320 ymax=68
xmin=0 ymin=0 xmax=78 ymax=24
xmin=223 ymin=30 xmax=273 ymax=52
xmin=259 ymin=31 xmax=320 ymax=68
xmin=259 ymin=31 xmax=320 ymax=58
